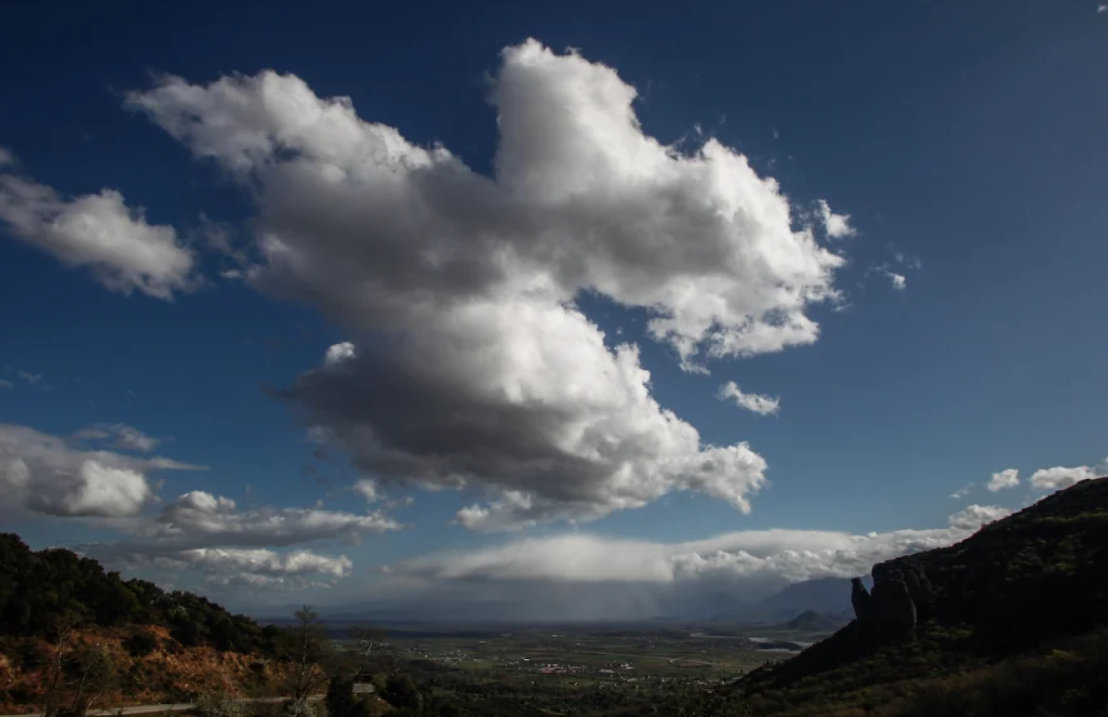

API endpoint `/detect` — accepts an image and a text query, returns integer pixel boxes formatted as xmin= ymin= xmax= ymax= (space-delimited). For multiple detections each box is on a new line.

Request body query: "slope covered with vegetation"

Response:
xmin=738 ymin=476 xmax=1108 ymax=717
xmin=0 ymin=533 xmax=281 ymax=653
xmin=0 ymin=534 xmax=287 ymax=713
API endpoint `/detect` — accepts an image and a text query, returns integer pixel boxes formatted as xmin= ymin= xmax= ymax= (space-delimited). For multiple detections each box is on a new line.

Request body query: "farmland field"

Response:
xmin=326 ymin=620 xmax=838 ymax=715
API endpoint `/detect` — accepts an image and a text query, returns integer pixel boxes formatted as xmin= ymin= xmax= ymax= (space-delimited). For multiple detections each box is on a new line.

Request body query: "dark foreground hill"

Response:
xmin=0 ymin=533 xmax=281 ymax=653
xmin=0 ymin=534 xmax=287 ymax=712
xmin=738 ymin=476 xmax=1108 ymax=717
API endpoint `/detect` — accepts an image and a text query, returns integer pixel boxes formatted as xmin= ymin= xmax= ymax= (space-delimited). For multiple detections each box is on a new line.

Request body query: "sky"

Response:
xmin=1 ymin=0 xmax=1106 ymax=619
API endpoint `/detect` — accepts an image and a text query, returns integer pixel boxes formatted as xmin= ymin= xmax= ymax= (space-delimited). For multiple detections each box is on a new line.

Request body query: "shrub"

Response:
xmin=381 ymin=674 xmax=422 ymax=711
xmin=283 ymin=698 xmax=325 ymax=717
xmin=123 ymin=630 xmax=159 ymax=658
xmin=195 ymin=691 xmax=244 ymax=717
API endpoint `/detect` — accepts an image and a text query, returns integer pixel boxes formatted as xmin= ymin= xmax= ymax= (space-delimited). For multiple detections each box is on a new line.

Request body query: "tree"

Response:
xmin=325 ymin=676 xmax=356 ymax=717
xmin=62 ymin=643 xmax=114 ymax=717
xmin=348 ymin=624 xmax=388 ymax=679
xmin=41 ymin=614 xmax=82 ymax=717
xmin=280 ymin=605 xmax=331 ymax=700
xmin=42 ymin=633 xmax=115 ymax=717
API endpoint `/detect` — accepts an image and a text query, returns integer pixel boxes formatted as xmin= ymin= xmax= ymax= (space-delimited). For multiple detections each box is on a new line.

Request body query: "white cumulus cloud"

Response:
xmin=946 ymin=504 xmax=1011 ymax=530
xmin=125 ymin=39 xmax=859 ymax=530
xmin=0 ymin=154 xmax=196 ymax=299
xmin=75 ymin=489 xmax=401 ymax=593
xmin=986 ymin=468 xmax=1020 ymax=492
xmin=718 ymin=381 xmax=780 ymax=416
xmin=1031 ymin=462 xmax=1103 ymax=491
xmin=352 ymin=478 xmax=379 ymax=503
xmin=0 ymin=423 xmax=202 ymax=518
xmin=144 ymin=489 xmax=401 ymax=547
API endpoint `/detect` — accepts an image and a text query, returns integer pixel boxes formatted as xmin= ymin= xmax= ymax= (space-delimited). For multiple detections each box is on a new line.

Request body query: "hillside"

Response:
xmin=0 ymin=534 xmax=285 ymax=713
xmin=776 ymin=611 xmax=847 ymax=634
xmin=738 ymin=476 xmax=1108 ymax=716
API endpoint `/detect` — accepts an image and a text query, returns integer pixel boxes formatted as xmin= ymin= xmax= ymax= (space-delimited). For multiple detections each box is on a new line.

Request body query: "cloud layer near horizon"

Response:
xmin=390 ymin=505 xmax=1010 ymax=586
xmin=125 ymin=39 xmax=853 ymax=530
xmin=360 ymin=504 xmax=1012 ymax=618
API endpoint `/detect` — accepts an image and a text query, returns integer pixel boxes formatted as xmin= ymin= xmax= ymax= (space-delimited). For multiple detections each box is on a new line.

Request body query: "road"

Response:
xmin=0 ymin=695 xmax=323 ymax=717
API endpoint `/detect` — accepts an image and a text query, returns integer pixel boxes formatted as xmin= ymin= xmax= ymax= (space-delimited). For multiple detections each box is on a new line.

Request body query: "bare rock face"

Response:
xmin=853 ymin=561 xmax=930 ymax=645
xmin=900 ymin=560 xmax=934 ymax=622
xmin=870 ymin=570 xmax=917 ymax=640
xmin=851 ymin=577 xmax=872 ymax=622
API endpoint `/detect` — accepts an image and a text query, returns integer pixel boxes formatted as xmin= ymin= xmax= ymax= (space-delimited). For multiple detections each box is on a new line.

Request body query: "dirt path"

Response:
xmin=0 ymin=694 xmax=322 ymax=717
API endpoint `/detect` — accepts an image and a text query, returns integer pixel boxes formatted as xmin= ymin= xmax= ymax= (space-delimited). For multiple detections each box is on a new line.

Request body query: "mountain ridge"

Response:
xmin=738 ymin=476 xmax=1108 ymax=716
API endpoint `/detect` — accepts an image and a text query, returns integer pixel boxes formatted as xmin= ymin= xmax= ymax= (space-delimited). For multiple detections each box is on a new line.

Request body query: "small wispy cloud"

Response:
xmin=816 ymin=199 xmax=856 ymax=239
xmin=893 ymin=251 xmax=923 ymax=270
xmin=17 ymin=370 xmax=42 ymax=385
xmin=73 ymin=422 xmax=161 ymax=452
xmin=869 ymin=263 xmax=909 ymax=291
xmin=950 ymin=482 xmax=974 ymax=500
xmin=718 ymin=381 xmax=781 ymax=416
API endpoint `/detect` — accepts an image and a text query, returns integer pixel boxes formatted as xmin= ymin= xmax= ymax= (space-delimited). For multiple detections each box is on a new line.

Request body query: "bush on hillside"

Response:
xmin=196 ymin=690 xmax=245 ymax=717
xmin=283 ymin=698 xmax=326 ymax=717
xmin=122 ymin=629 xmax=159 ymax=658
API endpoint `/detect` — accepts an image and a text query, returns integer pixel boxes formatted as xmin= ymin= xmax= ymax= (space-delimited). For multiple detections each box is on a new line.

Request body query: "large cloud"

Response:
xmin=375 ymin=506 xmax=1011 ymax=618
xmin=394 ymin=506 xmax=1007 ymax=587
xmin=0 ymin=423 xmax=202 ymax=517
xmin=0 ymin=154 xmax=195 ymax=299
xmin=126 ymin=40 xmax=853 ymax=529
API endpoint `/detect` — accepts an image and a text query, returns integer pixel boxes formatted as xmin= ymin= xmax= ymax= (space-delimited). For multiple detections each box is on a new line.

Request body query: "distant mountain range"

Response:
xmin=674 ymin=577 xmax=870 ymax=625
xmin=748 ymin=576 xmax=871 ymax=623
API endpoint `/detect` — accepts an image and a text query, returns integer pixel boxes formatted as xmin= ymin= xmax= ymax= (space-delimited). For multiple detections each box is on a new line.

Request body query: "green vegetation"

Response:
xmin=0 ymin=533 xmax=279 ymax=654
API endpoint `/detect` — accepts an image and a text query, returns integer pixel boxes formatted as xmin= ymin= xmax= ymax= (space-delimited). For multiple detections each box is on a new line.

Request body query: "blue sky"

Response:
xmin=1 ymin=0 xmax=1106 ymax=617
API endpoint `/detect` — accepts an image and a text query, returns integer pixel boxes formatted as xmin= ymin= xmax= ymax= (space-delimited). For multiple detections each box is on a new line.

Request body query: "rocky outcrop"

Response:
xmin=871 ymin=570 xmax=917 ymax=639
xmin=851 ymin=561 xmax=930 ymax=645
xmin=850 ymin=578 xmax=871 ymax=622
xmin=900 ymin=561 xmax=934 ymax=622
